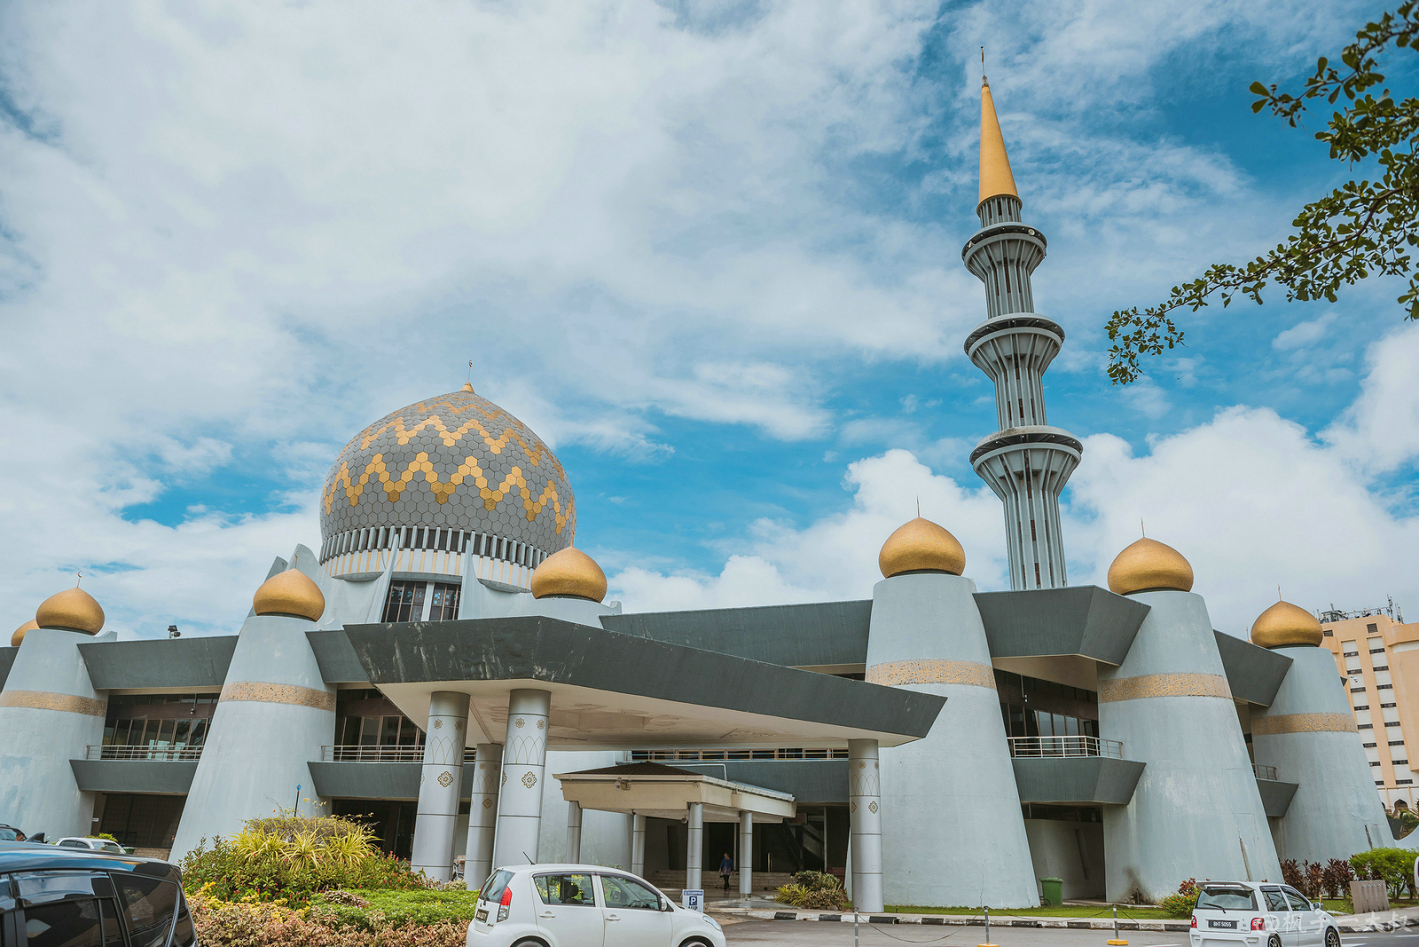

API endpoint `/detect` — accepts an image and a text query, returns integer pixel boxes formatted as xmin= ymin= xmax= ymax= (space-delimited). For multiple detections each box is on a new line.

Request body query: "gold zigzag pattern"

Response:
xmin=323 ymin=452 xmax=572 ymax=534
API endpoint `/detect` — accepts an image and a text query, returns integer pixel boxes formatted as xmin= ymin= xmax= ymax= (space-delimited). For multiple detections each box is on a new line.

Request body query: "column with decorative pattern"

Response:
xmin=464 ymin=743 xmax=502 ymax=887
xmin=493 ymin=688 xmax=551 ymax=867
xmin=848 ymin=739 xmax=882 ymax=914
xmin=411 ymin=691 xmax=471 ymax=880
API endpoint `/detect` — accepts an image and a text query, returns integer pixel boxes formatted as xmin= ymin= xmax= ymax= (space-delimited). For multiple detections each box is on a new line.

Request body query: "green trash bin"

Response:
xmin=1040 ymin=877 xmax=1064 ymax=907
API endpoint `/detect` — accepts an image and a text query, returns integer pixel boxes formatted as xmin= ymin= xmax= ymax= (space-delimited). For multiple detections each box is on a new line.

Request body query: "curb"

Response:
xmin=709 ymin=908 xmax=1185 ymax=927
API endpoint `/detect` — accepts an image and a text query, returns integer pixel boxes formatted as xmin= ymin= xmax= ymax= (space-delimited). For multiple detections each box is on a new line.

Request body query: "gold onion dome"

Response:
xmin=10 ymin=619 xmax=38 ymax=648
xmin=530 ymin=546 xmax=607 ymax=602
xmin=879 ymin=517 xmax=967 ymax=579
xmin=252 ymin=568 xmax=326 ymax=622
xmin=1251 ymin=599 xmax=1323 ymax=649
xmin=1107 ymin=537 xmax=1194 ymax=595
xmin=35 ymin=587 xmax=106 ymax=635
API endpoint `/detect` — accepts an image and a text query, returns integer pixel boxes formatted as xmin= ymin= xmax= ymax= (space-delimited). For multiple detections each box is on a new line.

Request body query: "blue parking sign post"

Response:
xmin=682 ymin=889 xmax=703 ymax=912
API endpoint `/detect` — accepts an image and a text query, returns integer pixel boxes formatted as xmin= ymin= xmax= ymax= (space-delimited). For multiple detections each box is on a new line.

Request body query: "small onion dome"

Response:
xmin=878 ymin=517 xmax=966 ymax=579
xmin=252 ymin=568 xmax=326 ymax=622
xmin=1251 ymin=600 xmax=1323 ymax=649
xmin=1107 ymin=537 xmax=1194 ymax=595
xmin=36 ymin=587 xmax=106 ymax=634
xmin=10 ymin=618 xmax=38 ymax=648
xmin=530 ymin=546 xmax=607 ymax=602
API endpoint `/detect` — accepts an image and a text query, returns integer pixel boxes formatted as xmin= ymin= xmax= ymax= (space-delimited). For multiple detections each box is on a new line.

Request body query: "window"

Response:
xmin=1263 ymin=888 xmax=1291 ymax=911
xmin=1197 ymin=888 xmax=1257 ymax=911
xmin=1401 ymin=779 xmax=1415 ymax=785
xmin=113 ymin=875 xmax=179 ymax=947
xmin=1372 ymin=761 xmax=1382 ymax=767
xmin=1324 ymin=629 xmax=1333 ymax=637
xmin=1396 ymin=760 xmax=1410 ymax=766
xmin=428 ymin=583 xmax=461 ymax=621
xmin=1388 ymin=721 xmax=1403 ymax=727
xmin=1352 ymin=687 xmax=1367 ymax=693
xmin=1383 ymin=703 xmax=1397 ymax=708
xmin=534 ymin=874 xmax=596 ymax=907
xmin=598 ymin=874 xmax=663 ymax=910
xmin=1360 ymin=723 xmax=1375 ymax=729
xmin=1390 ymin=741 xmax=1405 ymax=746
xmin=1355 ymin=705 xmax=1370 ymax=711
xmin=1365 ymin=743 xmax=1378 ymax=748
xmin=382 ymin=581 xmax=425 ymax=622
xmin=1283 ymin=888 xmax=1312 ymax=911
xmin=1375 ymin=665 xmax=1390 ymax=671
xmin=1379 ymin=684 xmax=1394 ymax=690
xmin=21 ymin=900 xmax=105 ymax=947
xmin=480 ymin=870 xmax=514 ymax=905
xmin=1369 ymin=623 xmax=1379 ymax=634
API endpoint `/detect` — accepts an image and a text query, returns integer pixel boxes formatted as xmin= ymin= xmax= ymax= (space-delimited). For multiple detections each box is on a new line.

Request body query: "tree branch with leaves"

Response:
xmin=1105 ymin=1 xmax=1419 ymax=384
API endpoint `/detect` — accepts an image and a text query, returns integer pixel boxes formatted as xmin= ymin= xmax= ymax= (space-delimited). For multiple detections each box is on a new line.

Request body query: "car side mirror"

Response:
xmin=29 ymin=833 xmax=45 ymax=844
xmin=660 ymin=897 xmax=672 ymax=912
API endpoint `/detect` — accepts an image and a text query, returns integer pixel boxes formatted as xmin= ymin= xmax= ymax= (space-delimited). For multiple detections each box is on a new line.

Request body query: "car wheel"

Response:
xmin=1269 ymin=935 xmax=1282 ymax=947
xmin=1326 ymin=929 xmax=1341 ymax=947
xmin=678 ymin=940 xmax=713 ymax=947
xmin=511 ymin=940 xmax=548 ymax=947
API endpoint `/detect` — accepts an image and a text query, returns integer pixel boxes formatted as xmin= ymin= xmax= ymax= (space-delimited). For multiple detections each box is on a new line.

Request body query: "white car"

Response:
xmin=54 ymin=836 xmax=126 ymax=854
xmin=467 ymin=863 xmax=726 ymax=947
xmin=1191 ymin=881 xmax=1341 ymax=947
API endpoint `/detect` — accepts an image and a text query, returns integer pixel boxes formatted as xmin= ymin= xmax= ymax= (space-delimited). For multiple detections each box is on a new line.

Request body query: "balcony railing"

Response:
xmin=1254 ymin=763 xmax=1279 ymax=781
xmin=1008 ymin=736 xmax=1124 ymax=759
xmin=630 ymin=748 xmax=850 ymax=762
xmin=321 ymin=745 xmax=476 ymax=763
xmin=87 ymin=744 xmax=203 ymax=761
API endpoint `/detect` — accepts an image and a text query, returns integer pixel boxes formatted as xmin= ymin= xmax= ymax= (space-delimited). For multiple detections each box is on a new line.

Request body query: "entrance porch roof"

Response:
xmin=554 ymin=762 xmax=794 ymax=823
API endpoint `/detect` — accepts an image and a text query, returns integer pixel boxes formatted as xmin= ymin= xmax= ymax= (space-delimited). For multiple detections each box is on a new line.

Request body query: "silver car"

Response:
xmin=1190 ymin=881 xmax=1341 ymax=947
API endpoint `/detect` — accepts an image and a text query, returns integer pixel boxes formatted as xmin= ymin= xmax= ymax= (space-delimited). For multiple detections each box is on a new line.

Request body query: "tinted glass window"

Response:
xmin=1283 ymin=889 xmax=1312 ymax=911
xmin=113 ymin=875 xmax=177 ymax=947
xmin=98 ymin=898 xmax=124 ymax=947
xmin=57 ymin=842 xmax=86 ymax=849
xmin=0 ymin=828 xmax=19 ymax=841
xmin=535 ymin=874 xmax=595 ymax=907
xmin=170 ymin=891 xmax=196 ymax=947
xmin=1263 ymin=888 xmax=1290 ymax=911
xmin=598 ymin=875 xmax=661 ymax=910
xmin=1198 ymin=888 xmax=1257 ymax=911
xmin=480 ymin=870 xmax=513 ymax=905
xmin=23 ymin=899 xmax=102 ymax=947
xmin=15 ymin=874 xmax=100 ymax=904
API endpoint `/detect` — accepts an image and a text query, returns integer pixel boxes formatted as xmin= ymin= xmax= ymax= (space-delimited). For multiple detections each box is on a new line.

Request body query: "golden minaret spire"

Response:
xmin=978 ymin=56 xmax=1019 ymax=207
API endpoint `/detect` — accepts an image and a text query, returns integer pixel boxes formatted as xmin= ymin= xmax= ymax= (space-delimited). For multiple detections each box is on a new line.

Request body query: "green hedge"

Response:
xmin=309 ymin=889 xmax=483 ymax=931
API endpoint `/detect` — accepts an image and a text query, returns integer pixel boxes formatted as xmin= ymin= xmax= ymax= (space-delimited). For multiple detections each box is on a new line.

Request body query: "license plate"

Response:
xmin=1209 ymin=920 xmax=1238 ymax=929
xmin=475 ymin=907 xmax=488 ymax=923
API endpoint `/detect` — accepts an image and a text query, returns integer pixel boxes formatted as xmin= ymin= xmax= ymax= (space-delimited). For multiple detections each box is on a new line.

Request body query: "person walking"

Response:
xmin=718 ymin=852 xmax=733 ymax=894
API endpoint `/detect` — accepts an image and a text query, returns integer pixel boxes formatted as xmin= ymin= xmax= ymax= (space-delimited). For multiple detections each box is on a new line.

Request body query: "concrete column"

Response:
xmin=1098 ymin=590 xmax=1280 ymax=900
xmin=631 ymin=812 xmax=646 ymax=877
xmin=1253 ymin=646 xmax=1391 ymax=861
xmin=865 ymin=572 xmax=1037 ymax=907
xmin=738 ymin=812 xmax=753 ymax=897
xmin=493 ymin=688 xmax=551 ymax=868
xmin=849 ymin=738 xmax=883 ymax=913
xmin=0 ymin=629 xmax=108 ymax=840
xmin=565 ymin=801 xmax=583 ymax=863
xmin=686 ymin=802 xmax=704 ymax=892
xmin=411 ymin=691 xmax=471 ymax=880
xmin=464 ymin=743 xmax=502 ymax=887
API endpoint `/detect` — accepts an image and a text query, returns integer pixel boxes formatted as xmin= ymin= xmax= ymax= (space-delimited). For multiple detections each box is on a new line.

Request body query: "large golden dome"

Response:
xmin=1107 ymin=537 xmax=1194 ymax=595
xmin=253 ymin=568 xmax=326 ymax=622
xmin=10 ymin=618 xmax=38 ymax=648
xmin=1251 ymin=599 xmax=1323 ymax=649
xmin=35 ymin=587 xmax=105 ymax=634
xmin=879 ymin=517 xmax=966 ymax=578
xmin=530 ymin=547 xmax=607 ymax=602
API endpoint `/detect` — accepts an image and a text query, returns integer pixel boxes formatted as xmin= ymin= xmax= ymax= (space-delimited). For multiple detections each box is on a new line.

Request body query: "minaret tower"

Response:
xmin=963 ymin=73 xmax=1081 ymax=590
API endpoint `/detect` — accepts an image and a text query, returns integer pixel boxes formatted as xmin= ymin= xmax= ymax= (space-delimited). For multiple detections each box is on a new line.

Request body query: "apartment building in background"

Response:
xmin=1321 ymin=601 xmax=1419 ymax=809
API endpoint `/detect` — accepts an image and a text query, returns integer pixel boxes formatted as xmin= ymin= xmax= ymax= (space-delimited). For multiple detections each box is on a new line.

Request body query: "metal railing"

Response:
xmin=1254 ymin=763 xmax=1279 ymax=781
xmin=630 ymin=748 xmax=850 ymax=762
xmin=321 ymin=745 xmax=476 ymax=763
xmin=1007 ymin=736 xmax=1123 ymax=759
xmin=87 ymin=744 xmax=203 ymax=761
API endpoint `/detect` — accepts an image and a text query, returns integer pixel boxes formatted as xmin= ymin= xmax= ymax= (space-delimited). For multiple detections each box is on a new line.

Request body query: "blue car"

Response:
xmin=0 ymin=842 xmax=197 ymax=947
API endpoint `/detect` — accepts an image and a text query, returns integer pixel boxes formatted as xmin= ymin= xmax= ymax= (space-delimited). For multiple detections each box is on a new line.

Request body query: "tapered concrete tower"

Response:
xmin=963 ymin=76 xmax=1081 ymax=590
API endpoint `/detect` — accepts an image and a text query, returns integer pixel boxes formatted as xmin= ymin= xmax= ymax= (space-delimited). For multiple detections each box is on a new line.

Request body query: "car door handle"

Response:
xmin=539 ymin=912 xmax=556 ymax=918
xmin=607 ymin=914 xmax=621 ymax=921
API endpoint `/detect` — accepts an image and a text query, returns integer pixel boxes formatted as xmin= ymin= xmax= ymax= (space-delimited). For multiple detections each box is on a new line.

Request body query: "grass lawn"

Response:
xmin=883 ymin=905 xmax=1174 ymax=920
xmin=309 ymin=888 xmax=482 ymax=929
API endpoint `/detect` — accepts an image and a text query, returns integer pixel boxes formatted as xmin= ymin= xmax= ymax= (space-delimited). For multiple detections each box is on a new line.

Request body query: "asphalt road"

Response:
xmin=720 ymin=919 xmax=1419 ymax=947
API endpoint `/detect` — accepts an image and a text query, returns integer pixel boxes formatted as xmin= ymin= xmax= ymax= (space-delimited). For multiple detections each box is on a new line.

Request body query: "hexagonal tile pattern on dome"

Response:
xmin=321 ymin=388 xmax=575 ymax=554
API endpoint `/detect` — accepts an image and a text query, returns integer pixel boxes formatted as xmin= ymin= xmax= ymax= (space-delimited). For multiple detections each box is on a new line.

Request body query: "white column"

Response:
xmin=849 ymin=738 xmax=883 ymax=913
xmin=410 ymin=691 xmax=471 ymax=881
xmin=738 ymin=811 xmax=753 ymax=898
xmin=686 ymin=801 xmax=704 ymax=892
xmin=565 ymin=800 xmax=583 ymax=863
xmin=464 ymin=743 xmax=501 ymax=887
xmin=493 ymin=688 xmax=551 ymax=868
xmin=631 ymin=812 xmax=646 ymax=877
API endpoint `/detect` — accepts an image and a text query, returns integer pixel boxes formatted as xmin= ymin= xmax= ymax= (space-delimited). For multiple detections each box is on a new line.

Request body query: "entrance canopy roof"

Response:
xmin=342 ymin=617 xmax=944 ymax=751
xmin=555 ymin=762 xmax=794 ymax=823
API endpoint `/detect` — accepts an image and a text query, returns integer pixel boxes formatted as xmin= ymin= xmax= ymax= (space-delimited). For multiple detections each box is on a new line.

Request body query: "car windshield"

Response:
xmin=1198 ymin=888 xmax=1257 ymax=911
xmin=481 ymin=870 xmax=513 ymax=904
xmin=0 ymin=827 xmax=20 ymax=841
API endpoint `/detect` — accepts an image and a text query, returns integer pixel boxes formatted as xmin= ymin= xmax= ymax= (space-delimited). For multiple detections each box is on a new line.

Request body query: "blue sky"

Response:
xmin=1 ymin=0 xmax=1415 ymax=640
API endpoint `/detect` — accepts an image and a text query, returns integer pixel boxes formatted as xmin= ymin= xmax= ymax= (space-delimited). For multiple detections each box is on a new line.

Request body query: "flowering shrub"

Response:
xmin=1158 ymin=879 xmax=1201 ymax=918
xmin=189 ymin=888 xmax=468 ymax=947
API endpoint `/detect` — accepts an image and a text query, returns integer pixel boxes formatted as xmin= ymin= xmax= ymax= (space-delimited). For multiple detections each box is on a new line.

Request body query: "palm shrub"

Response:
xmin=776 ymin=871 xmax=848 ymax=911
xmin=1324 ymin=858 xmax=1355 ymax=899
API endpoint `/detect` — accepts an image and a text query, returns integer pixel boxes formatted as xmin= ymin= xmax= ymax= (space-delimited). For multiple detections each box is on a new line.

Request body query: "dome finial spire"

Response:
xmin=979 ymin=64 xmax=1019 ymax=208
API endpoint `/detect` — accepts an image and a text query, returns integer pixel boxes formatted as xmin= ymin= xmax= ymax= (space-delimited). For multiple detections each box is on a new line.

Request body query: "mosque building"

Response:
xmin=0 ymin=75 xmax=1405 ymax=908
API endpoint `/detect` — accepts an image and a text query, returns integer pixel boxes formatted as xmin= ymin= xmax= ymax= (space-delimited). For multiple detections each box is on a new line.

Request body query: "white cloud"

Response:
xmin=1273 ymin=312 xmax=1339 ymax=350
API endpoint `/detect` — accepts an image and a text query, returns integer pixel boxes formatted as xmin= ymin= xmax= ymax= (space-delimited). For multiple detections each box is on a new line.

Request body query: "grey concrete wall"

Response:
xmin=307 ymin=762 xmax=479 ymax=800
xmin=0 ymin=628 xmax=108 ymax=838
xmin=672 ymin=760 xmax=849 ymax=804
xmin=601 ymin=601 xmax=873 ymax=669
xmin=1012 ymin=757 xmax=1145 ymax=806
xmin=170 ymin=614 xmax=337 ymax=861
xmin=79 ymin=636 xmax=237 ymax=690
xmin=974 ymin=586 xmax=1149 ymax=665
xmin=541 ymin=750 xmax=630 ymax=868
xmin=305 ymin=631 xmax=368 ymax=684
xmin=70 ymin=760 xmax=198 ymax=795
xmin=1253 ymin=646 xmax=1390 ymax=861
xmin=1023 ymin=820 xmax=1105 ymax=900
xmin=1214 ymin=631 xmax=1293 ymax=707
xmin=868 ymin=573 xmax=1039 ymax=908
xmin=1099 ymin=591 xmax=1280 ymax=901
xmin=0 ymin=647 xmax=16 ymax=690
xmin=1256 ymin=779 xmax=1300 ymax=819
